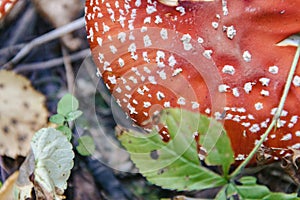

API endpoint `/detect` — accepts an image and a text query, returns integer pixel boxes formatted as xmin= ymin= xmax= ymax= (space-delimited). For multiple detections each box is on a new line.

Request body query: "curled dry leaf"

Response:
xmin=0 ymin=171 xmax=19 ymax=200
xmin=0 ymin=0 xmax=18 ymax=19
xmin=32 ymin=0 xmax=83 ymax=51
xmin=281 ymin=149 xmax=300 ymax=185
xmin=0 ymin=70 xmax=48 ymax=158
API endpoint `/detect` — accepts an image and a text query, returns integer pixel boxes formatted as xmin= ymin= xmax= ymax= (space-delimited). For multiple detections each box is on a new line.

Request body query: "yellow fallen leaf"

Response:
xmin=0 ymin=70 xmax=48 ymax=158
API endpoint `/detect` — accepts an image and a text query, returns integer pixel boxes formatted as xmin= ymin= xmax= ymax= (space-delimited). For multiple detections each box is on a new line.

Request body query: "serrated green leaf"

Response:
xmin=31 ymin=128 xmax=74 ymax=197
xmin=162 ymin=109 xmax=234 ymax=175
xmin=118 ymin=109 xmax=227 ymax=191
xmin=231 ymin=176 xmax=299 ymax=200
xmin=49 ymin=114 xmax=66 ymax=125
xmin=57 ymin=94 xmax=79 ymax=116
xmin=66 ymin=110 xmax=83 ymax=122
xmin=56 ymin=126 xmax=72 ymax=141
xmin=76 ymin=136 xmax=95 ymax=156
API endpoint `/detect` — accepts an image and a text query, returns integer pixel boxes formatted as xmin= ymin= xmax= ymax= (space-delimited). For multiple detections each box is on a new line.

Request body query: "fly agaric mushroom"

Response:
xmin=85 ymin=0 xmax=300 ymax=164
xmin=0 ymin=0 xmax=18 ymax=19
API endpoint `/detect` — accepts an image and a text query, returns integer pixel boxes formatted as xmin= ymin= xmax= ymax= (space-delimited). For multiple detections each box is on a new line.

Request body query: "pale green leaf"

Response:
xmin=56 ymin=126 xmax=72 ymax=141
xmin=76 ymin=136 xmax=95 ymax=156
xmin=31 ymin=128 xmax=74 ymax=196
xmin=57 ymin=94 xmax=79 ymax=116
xmin=66 ymin=110 xmax=83 ymax=122
xmin=49 ymin=114 xmax=65 ymax=125
xmin=118 ymin=109 xmax=227 ymax=191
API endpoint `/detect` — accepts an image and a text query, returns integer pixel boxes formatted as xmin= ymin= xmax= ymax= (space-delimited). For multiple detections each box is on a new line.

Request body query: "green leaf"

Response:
xmin=56 ymin=126 xmax=72 ymax=141
xmin=66 ymin=110 xmax=83 ymax=122
xmin=31 ymin=128 xmax=74 ymax=197
xmin=76 ymin=136 xmax=95 ymax=156
xmin=227 ymin=176 xmax=299 ymax=200
xmin=49 ymin=114 xmax=65 ymax=125
xmin=162 ymin=109 xmax=234 ymax=175
xmin=118 ymin=109 xmax=227 ymax=191
xmin=57 ymin=93 xmax=79 ymax=116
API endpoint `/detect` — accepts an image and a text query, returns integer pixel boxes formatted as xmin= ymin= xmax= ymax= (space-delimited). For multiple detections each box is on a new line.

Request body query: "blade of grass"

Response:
xmin=230 ymin=41 xmax=300 ymax=179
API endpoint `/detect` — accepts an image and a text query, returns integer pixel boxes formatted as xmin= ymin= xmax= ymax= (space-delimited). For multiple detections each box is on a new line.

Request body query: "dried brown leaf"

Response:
xmin=0 ymin=70 xmax=48 ymax=158
xmin=0 ymin=171 xmax=19 ymax=200
xmin=32 ymin=0 xmax=83 ymax=50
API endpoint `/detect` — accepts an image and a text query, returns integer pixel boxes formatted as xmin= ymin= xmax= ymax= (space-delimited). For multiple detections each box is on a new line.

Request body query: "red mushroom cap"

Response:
xmin=85 ymin=0 xmax=300 ymax=164
xmin=0 ymin=0 xmax=18 ymax=19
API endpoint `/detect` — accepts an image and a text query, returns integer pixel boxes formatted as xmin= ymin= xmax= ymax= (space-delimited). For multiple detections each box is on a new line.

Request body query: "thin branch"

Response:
xmin=14 ymin=48 xmax=90 ymax=72
xmin=62 ymin=46 xmax=75 ymax=94
xmin=3 ymin=17 xmax=85 ymax=69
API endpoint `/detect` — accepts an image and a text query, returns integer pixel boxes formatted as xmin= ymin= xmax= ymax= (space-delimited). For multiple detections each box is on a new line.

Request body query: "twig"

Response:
xmin=14 ymin=48 xmax=90 ymax=72
xmin=62 ymin=46 xmax=75 ymax=94
xmin=2 ymin=17 xmax=85 ymax=69
xmin=230 ymin=42 xmax=300 ymax=179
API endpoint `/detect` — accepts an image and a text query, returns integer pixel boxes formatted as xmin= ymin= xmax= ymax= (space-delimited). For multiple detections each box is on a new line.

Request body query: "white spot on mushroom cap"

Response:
xmin=222 ymin=65 xmax=235 ymax=75
xmin=156 ymin=91 xmax=165 ymax=100
xmin=164 ymin=101 xmax=170 ymax=108
xmin=203 ymin=50 xmax=213 ymax=59
xmin=244 ymin=82 xmax=254 ymax=93
xmin=144 ymin=16 xmax=151 ymax=24
xmin=260 ymin=90 xmax=269 ymax=96
xmin=277 ymin=120 xmax=286 ymax=128
xmin=226 ymin=25 xmax=236 ymax=39
xmin=205 ymin=108 xmax=211 ymax=114
xmin=291 ymin=143 xmax=300 ymax=149
xmin=181 ymin=34 xmax=193 ymax=51
xmin=146 ymin=5 xmax=157 ymax=14
xmin=197 ymin=37 xmax=204 ymax=44
xmin=143 ymin=35 xmax=152 ymax=47
xmin=255 ymin=102 xmax=263 ymax=110
xmin=148 ymin=76 xmax=157 ymax=84
xmin=143 ymin=101 xmax=151 ymax=108
xmin=109 ymin=45 xmax=117 ymax=54
xmin=155 ymin=15 xmax=163 ymax=24
xmin=157 ymin=70 xmax=167 ymax=80
xmin=212 ymin=22 xmax=219 ymax=29
xmin=281 ymin=133 xmax=292 ymax=141
xmin=269 ymin=66 xmax=279 ymax=74
xmin=172 ymin=68 xmax=183 ymax=77
xmin=118 ymin=58 xmax=125 ymax=67
xmin=176 ymin=6 xmax=186 ymax=16
xmin=127 ymin=103 xmax=137 ymax=114
xmin=249 ymin=124 xmax=260 ymax=133
xmin=218 ymin=84 xmax=230 ymax=93
xmin=235 ymin=154 xmax=245 ymax=161
xmin=177 ymin=97 xmax=186 ymax=105
xmin=160 ymin=28 xmax=168 ymax=40
xmin=168 ymin=55 xmax=176 ymax=67
xmin=259 ymin=77 xmax=270 ymax=86
xmin=293 ymin=75 xmax=300 ymax=87
xmin=243 ymin=51 xmax=252 ymax=62
xmin=108 ymin=75 xmax=117 ymax=84
xmin=156 ymin=50 xmax=166 ymax=68
xmin=191 ymin=102 xmax=200 ymax=110
xmin=232 ymin=88 xmax=240 ymax=97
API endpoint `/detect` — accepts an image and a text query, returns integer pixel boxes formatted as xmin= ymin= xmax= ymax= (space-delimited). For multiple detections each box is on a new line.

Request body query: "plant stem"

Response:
xmin=230 ymin=42 xmax=300 ymax=179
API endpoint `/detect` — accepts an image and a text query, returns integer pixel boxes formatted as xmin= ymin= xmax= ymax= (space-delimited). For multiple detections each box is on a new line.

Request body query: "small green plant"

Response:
xmin=50 ymin=93 xmax=95 ymax=156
